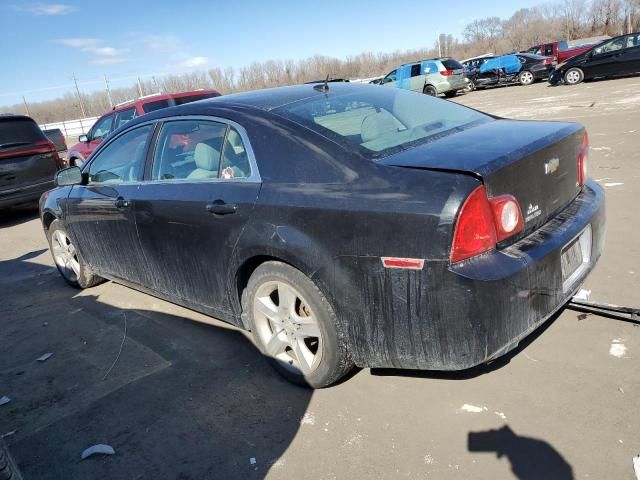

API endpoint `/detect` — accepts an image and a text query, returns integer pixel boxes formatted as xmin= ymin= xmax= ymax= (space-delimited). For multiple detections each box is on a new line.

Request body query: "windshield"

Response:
xmin=272 ymin=87 xmax=491 ymax=159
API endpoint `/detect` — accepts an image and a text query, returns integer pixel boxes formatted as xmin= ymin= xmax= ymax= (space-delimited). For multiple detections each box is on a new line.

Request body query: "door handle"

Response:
xmin=114 ymin=197 xmax=130 ymax=209
xmin=206 ymin=201 xmax=237 ymax=215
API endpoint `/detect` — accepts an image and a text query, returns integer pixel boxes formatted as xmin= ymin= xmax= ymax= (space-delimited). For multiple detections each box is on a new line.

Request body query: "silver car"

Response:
xmin=378 ymin=58 xmax=468 ymax=97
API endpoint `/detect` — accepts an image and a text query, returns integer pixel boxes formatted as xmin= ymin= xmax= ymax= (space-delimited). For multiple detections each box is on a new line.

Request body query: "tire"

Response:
xmin=518 ymin=70 xmax=535 ymax=85
xmin=46 ymin=219 xmax=103 ymax=289
xmin=69 ymin=156 xmax=83 ymax=168
xmin=245 ymin=261 xmax=353 ymax=388
xmin=464 ymin=80 xmax=476 ymax=92
xmin=444 ymin=90 xmax=457 ymax=98
xmin=423 ymin=85 xmax=437 ymax=96
xmin=564 ymin=68 xmax=584 ymax=85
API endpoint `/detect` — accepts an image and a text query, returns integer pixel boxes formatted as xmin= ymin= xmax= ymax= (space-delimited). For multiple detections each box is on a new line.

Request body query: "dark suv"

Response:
xmin=68 ymin=89 xmax=221 ymax=166
xmin=0 ymin=115 xmax=64 ymax=209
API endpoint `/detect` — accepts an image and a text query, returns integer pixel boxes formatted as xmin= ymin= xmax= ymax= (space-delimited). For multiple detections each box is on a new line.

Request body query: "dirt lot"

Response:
xmin=1 ymin=77 xmax=639 ymax=479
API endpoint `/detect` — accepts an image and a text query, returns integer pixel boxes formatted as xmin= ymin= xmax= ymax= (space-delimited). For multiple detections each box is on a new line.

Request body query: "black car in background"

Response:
xmin=464 ymin=53 xmax=554 ymax=89
xmin=41 ymin=83 xmax=605 ymax=388
xmin=1 ymin=115 xmax=64 ymax=209
xmin=43 ymin=128 xmax=69 ymax=165
xmin=549 ymin=32 xmax=640 ymax=85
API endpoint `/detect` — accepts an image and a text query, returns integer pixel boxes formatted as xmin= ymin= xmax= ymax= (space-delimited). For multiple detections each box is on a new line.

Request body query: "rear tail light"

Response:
xmin=0 ymin=140 xmax=57 ymax=159
xmin=450 ymin=186 xmax=524 ymax=263
xmin=543 ymin=58 xmax=554 ymax=65
xmin=441 ymin=70 xmax=455 ymax=76
xmin=578 ymin=132 xmax=588 ymax=186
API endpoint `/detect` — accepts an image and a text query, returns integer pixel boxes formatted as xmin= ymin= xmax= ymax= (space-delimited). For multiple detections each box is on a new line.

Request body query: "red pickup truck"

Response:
xmin=524 ymin=39 xmax=604 ymax=63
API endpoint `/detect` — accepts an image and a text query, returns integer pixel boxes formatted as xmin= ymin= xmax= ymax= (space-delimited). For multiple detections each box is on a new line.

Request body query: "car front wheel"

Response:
xmin=246 ymin=261 xmax=353 ymax=388
xmin=564 ymin=68 xmax=584 ymax=85
xmin=47 ymin=219 xmax=103 ymax=289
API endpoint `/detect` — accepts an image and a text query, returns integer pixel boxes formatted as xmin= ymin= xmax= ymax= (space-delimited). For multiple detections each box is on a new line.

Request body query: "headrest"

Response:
xmin=361 ymin=110 xmax=397 ymax=143
xmin=194 ymin=142 xmax=219 ymax=171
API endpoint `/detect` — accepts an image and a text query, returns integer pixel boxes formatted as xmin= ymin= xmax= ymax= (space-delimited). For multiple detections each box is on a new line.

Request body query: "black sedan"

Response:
xmin=40 ymin=83 xmax=605 ymax=388
xmin=465 ymin=53 xmax=553 ymax=89
xmin=549 ymin=32 xmax=640 ymax=85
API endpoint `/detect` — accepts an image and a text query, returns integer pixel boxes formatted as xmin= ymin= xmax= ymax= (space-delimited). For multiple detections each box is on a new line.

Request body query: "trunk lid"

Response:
xmin=380 ymin=119 xmax=584 ymax=239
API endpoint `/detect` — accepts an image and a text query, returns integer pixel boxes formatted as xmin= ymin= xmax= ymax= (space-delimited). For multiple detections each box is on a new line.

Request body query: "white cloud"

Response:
xmin=58 ymin=38 xmax=129 ymax=64
xmin=25 ymin=3 xmax=75 ymax=15
xmin=144 ymin=34 xmax=182 ymax=53
xmin=58 ymin=38 xmax=99 ymax=48
xmin=182 ymin=56 xmax=208 ymax=68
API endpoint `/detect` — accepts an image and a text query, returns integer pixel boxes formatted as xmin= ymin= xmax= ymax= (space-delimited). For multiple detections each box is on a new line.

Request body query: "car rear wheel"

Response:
xmin=246 ymin=261 xmax=353 ymax=388
xmin=423 ymin=85 xmax=437 ymax=96
xmin=464 ymin=80 xmax=476 ymax=92
xmin=47 ymin=219 xmax=103 ymax=289
xmin=564 ymin=68 xmax=584 ymax=85
xmin=519 ymin=70 xmax=535 ymax=85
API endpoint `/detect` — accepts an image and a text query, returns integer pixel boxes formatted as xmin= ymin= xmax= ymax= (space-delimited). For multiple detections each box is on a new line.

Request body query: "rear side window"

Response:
xmin=88 ymin=126 xmax=151 ymax=184
xmin=221 ymin=127 xmax=251 ymax=179
xmin=423 ymin=61 xmax=438 ymax=74
xmin=173 ymin=93 xmax=220 ymax=106
xmin=151 ymin=121 xmax=227 ymax=181
xmin=275 ymin=87 xmax=489 ymax=158
xmin=441 ymin=59 xmax=463 ymax=70
xmin=142 ymin=99 xmax=171 ymax=114
xmin=0 ymin=118 xmax=46 ymax=145
xmin=114 ymin=108 xmax=136 ymax=129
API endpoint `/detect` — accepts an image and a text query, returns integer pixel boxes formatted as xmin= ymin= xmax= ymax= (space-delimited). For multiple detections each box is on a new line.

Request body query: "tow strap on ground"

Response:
xmin=567 ymin=299 xmax=640 ymax=325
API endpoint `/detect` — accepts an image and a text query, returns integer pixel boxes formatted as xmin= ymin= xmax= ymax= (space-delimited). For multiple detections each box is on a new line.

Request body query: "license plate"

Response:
xmin=561 ymin=225 xmax=592 ymax=291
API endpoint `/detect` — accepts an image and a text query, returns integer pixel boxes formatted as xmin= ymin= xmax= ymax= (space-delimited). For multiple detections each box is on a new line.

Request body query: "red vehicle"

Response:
xmin=68 ymin=89 xmax=220 ymax=166
xmin=525 ymin=39 xmax=604 ymax=64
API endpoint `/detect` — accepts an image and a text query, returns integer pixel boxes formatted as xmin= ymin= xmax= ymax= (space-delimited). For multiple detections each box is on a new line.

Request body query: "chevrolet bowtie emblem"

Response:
xmin=544 ymin=157 xmax=560 ymax=175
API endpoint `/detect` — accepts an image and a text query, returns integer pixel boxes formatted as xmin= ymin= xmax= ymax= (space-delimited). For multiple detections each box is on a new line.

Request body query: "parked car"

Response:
xmin=42 ymin=128 xmax=68 ymax=165
xmin=67 ymin=89 xmax=221 ymax=167
xmin=524 ymin=38 xmax=603 ymax=64
xmin=464 ymin=53 xmax=553 ymax=89
xmin=41 ymin=83 xmax=605 ymax=388
xmin=549 ymin=32 xmax=640 ymax=85
xmin=377 ymin=58 xmax=468 ymax=97
xmin=1 ymin=114 xmax=64 ymax=209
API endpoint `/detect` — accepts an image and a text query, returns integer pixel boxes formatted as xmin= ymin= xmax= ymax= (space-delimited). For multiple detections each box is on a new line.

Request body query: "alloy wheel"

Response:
xmin=566 ymin=70 xmax=581 ymax=84
xmin=520 ymin=71 xmax=534 ymax=85
xmin=253 ymin=280 xmax=323 ymax=375
xmin=51 ymin=230 xmax=80 ymax=282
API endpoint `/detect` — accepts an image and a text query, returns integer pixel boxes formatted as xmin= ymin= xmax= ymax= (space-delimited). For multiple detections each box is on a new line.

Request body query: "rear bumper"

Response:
xmin=344 ymin=180 xmax=605 ymax=370
xmin=0 ymin=180 xmax=54 ymax=209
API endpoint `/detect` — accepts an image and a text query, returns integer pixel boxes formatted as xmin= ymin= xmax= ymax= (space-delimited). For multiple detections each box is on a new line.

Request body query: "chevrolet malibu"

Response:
xmin=40 ymin=83 xmax=605 ymax=388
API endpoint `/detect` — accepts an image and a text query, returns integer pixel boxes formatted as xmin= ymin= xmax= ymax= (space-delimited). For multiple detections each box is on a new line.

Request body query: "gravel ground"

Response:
xmin=1 ymin=76 xmax=639 ymax=479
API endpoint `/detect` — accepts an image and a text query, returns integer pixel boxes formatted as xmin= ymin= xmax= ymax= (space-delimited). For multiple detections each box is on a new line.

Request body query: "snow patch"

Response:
xmin=300 ymin=412 xmax=315 ymax=425
xmin=610 ymin=339 xmax=627 ymax=358
xmin=460 ymin=404 xmax=487 ymax=413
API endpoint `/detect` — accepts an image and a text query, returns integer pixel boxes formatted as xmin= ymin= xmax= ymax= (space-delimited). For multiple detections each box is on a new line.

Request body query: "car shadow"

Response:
xmin=468 ymin=425 xmax=574 ymax=479
xmin=0 ymin=206 xmax=39 ymax=228
xmin=0 ymin=251 xmax=312 ymax=479
xmin=370 ymin=309 xmax=560 ymax=380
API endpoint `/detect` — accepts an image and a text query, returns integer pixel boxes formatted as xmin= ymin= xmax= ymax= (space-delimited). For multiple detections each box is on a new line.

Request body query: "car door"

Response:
xmin=133 ymin=118 xmax=261 ymax=318
xmin=65 ymin=124 xmax=154 ymax=284
xmin=408 ymin=63 xmax=423 ymax=92
xmin=586 ymin=36 xmax=627 ymax=77
xmin=621 ymin=33 xmax=640 ymax=74
xmin=87 ymin=113 xmax=115 ymax=153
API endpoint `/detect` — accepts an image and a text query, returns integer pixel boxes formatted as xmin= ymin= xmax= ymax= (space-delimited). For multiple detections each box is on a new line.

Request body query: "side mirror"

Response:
xmin=79 ymin=134 xmax=89 ymax=143
xmin=55 ymin=166 xmax=83 ymax=187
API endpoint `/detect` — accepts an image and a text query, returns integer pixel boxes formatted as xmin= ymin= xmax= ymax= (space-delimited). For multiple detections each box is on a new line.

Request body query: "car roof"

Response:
xmin=0 ymin=114 xmax=35 ymax=122
xmin=191 ymin=83 xmax=375 ymax=112
xmin=110 ymin=89 xmax=220 ymax=113
xmin=399 ymin=57 xmax=450 ymax=67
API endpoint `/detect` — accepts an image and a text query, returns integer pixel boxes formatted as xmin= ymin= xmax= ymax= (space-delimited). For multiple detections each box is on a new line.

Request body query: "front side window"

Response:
xmin=383 ymin=70 xmax=397 ymax=83
xmin=114 ymin=108 xmax=136 ymax=129
xmin=91 ymin=115 xmax=114 ymax=140
xmin=151 ymin=121 xmax=226 ymax=181
xmin=88 ymin=125 xmax=151 ymax=184
xmin=410 ymin=64 xmax=421 ymax=77
xmin=626 ymin=34 xmax=640 ymax=48
xmin=593 ymin=37 xmax=625 ymax=55
xmin=274 ymin=87 xmax=490 ymax=158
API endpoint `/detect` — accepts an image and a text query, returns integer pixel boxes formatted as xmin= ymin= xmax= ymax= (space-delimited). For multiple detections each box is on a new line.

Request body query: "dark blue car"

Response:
xmin=40 ymin=83 xmax=605 ymax=387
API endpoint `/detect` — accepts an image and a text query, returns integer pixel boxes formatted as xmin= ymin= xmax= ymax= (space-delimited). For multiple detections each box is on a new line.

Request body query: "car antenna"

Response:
xmin=314 ymin=74 xmax=330 ymax=93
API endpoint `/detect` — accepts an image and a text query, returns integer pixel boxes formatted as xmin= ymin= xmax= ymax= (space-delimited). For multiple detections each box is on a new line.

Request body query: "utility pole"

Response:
xmin=104 ymin=74 xmax=114 ymax=109
xmin=72 ymin=73 xmax=87 ymax=118
xmin=437 ymin=32 xmax=442 ymax=57
xmin=22 ymin=96 xmax=31 ymax=117
xmin=137 ymin=77 xmax=144 ymax=97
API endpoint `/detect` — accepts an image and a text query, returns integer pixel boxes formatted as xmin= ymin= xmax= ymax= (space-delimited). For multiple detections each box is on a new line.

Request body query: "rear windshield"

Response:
xmin=0 ymin=118 xmax=46 ymax=147
xmin=174 ymin=93 xmax=220 ymax=106
xmin=43 ymin=129 xmax=66 ymax=150
xmin=441 ymin=59 xmax=464 ymax=70
xmin=143 ymin=99 xmax=171 ymax=114
xmin=273 ymin=86 xmax=490 ymax=159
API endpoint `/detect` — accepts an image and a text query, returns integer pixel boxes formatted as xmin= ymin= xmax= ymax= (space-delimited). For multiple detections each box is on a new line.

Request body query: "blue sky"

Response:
xmin=0 ymin=0 xmax=542 ymax=106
